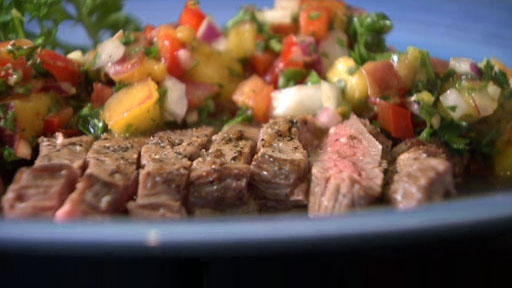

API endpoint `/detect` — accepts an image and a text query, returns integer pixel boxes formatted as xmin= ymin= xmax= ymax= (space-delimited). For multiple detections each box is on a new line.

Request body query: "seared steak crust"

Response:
xmin=55 ymin=136 xmax=146 ymax=221
xmin=128 ymin=127 xmax=215 ymax=218
xmin=36 ymin=133 xmax=94 ymax=175
xmin=188 ymin=128 xmax=256 ymax=214
xmin=250 ymin=118 xmax=310 ymax=210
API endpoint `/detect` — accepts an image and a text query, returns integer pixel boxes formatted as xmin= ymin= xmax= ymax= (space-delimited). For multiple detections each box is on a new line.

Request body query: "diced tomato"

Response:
xmin=144 ymin=24 xmax=157 ymax=42
xmin=91 ymin=82 xmax=114 ymax=108
xmin=232 ymin=75 xmax=274 ymax=123
xmin=179 ymin=0 xmax=206 ymax=32
xmin=44 ymin=106 xmax=74 ymax=136
xmin=281 ymin=35 xmax=303 ymax=65
xmin=157 ymin=25 xmax=185 ymax=78
xmin=300 ymin=0 xmax=347 ymax=23
xmin=270 ymin=23 xmax=298 ymax=37
xmin=38 ymin=50 xmax=83 ymax=86
xmin=430 ymin=57 xmax=450 ymax=75
xmin=377 ymin=101 xmax=415 ymax=140
xmin=185 ymin=81 xmax=220 ymax=110
xmin=250 ymin=51 xmax=278 ymax=76
xmin=362 ymin=60 xmax=405 ymax=102
xmin=0 ymin=57 xmax=34 ymax=84
xmin=299 ymin=7 xmax=330 ymax=41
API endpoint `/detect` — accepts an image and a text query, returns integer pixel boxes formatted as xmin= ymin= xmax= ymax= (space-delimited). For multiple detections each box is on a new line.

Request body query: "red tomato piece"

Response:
xmin=299 ymin=7 xmax=330 ymax=41
xmin=179 ymin=0 xmax=207 ymax=32
xmin=144 ymin=24 xmax=157 ymax=42
xmin=39 ymin=50 xmax=83 ymax=86
xmin=377 ymin=101 xmax=415 ymax=140
xmin=270 ymin=23 xmax=298 ymax=37
xmin=44 ymin=106 xmax=74 ymax=136
xmin=91 ymin=82 xmax=114 ymax=108
xmin=157 ymin=25 xmax=185 ymax=78
xmin=232 ymin=75 xmax=274 ymax=123
xmin=0 ymin=57 xmax=34 ymax=84
xmin=250 ymin=51 xmax=277 ymax=76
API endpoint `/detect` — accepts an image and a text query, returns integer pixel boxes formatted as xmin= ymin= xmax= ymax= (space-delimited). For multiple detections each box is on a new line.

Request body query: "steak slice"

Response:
xmin=308 ymin=115 xmax=384 ymax=216
xmin=2 ymin=164 xmax=79 ymax=218
xmin=387 ymin=141 xmax=456 ymax=209
xmin=188 ymin=128 xmax=257 ymax=215
xmin=127 ymin=127 xmax=215 ymax=219
xmin=250 ymin=118 xmax=310 ymax=210
xmin=36 ymin=133 xmax=94 ymax=175
xmin=55 ymin=136 xmax=146 ymax=221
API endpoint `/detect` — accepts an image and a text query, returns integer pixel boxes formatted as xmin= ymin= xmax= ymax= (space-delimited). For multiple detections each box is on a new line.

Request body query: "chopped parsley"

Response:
xmin=120 ymin=31 xmax=136 ymax=45
xmin=223 ymin=107 xmax=253 ymax=129
xmin=198 ymin=97 xmax=216 ymax=121
xmin=305 ymin=70 xmax=321 ymax=85
xmin=482 ymin=59 xmax=512 ymax=100
xmin=278 ymin=68 xmax=308 ymax=89
xmin=0 ymin=103 xmax=16 ymax=132
xmin=74 ymin=104 xmax=108 ymax=139
xmin=309 ymin=11 xmax=322 ymax=20
xmin=437 ymin=120 xmax=471 ymax=152
xmin=114 ymin=82 xmax=129 ymax=92
xmin=349 ymin=12 xmax=393 ymax=65
xmin=3 ymin=147 xmax=18 ymax=162
xmin=144 ymin=44 xmax=160 ymax=60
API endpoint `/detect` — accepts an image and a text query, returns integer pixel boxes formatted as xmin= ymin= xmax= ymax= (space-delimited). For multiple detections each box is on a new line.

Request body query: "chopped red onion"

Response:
xmin=298 ymin=36 xmax=318 ymax=63
xmin=197 ymin=17 xmax=223 ymax=44
xmin=470 ymin=62 xmax=483 ymax=79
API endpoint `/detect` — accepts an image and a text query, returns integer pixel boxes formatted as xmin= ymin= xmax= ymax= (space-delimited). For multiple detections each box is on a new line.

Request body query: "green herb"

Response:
xmin=278 ymin=68 xmax=308 ymax=89
xmin=74 ymin=103 xmax=107 ymax=139
xmin=268 ymin=37 xmax=283 ymax=53
xmin=0 ymin=78 xmax=8 ymax=94
xmin=320 ymin=51 xmax=329 ymax=59
xmin=305 ymin=70 xmax=321 ymax=85
xmin=0 ymin=0 xmax=140 ymax=52
xmin=120 ymin=31 xmax=136 ymax=45
xmin=0 ymin=103 xmax=16 ymax=132
xmin=223 ymin=107 xmax=253 ymax=129
xmin=3 ymin=147 xmax=19 ymax=162
xmin=481 ymin=59 xmax=512 ymax=100
xmin=446 ymin=105 xmax=457 ymax=112
xmin=476 ymin=127 xmax=499 ymax=155
xmin=437 ymin=120 xmax=470 ymax=152
xmin=144 ymin=44 xmax=160 ymax=60
xmin=158 ymin=86 xmax=168 ymax=98
xmin=114 ymin=82 xmax=129 ymax=92
xmin=198 ymin=97 xmax=216 ymax=121
xmin=309 ymin=11 xmax=322 ymax=20
xmin=14 ymin=83 xmax=32 ymax=95
xmin=348 ymin=12 xmax=393 ymax=65
xmin=418 ymin=102 xmax=438 ymax=141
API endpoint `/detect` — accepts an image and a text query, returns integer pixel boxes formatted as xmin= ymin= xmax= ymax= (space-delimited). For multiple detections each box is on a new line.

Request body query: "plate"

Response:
xmin=1 ymin=0 xmax=512 ymax=256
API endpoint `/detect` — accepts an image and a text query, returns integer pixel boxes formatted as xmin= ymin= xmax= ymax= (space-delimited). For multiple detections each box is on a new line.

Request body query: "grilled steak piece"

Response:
xmin=308 ymin=115 xmax=385 ymax=216
xmin=2 ymin=134 xmax=94 ymax=218
xmin=387 ymin=141 xmax=456 ymax=209
xmin=36 ymin=133 xmax=94 ymax=175
xmin=250 ymin=118 xmax=310 ymax=210
xmin=188 ymin=128 xmax=257 ymax=215
xmin=2 ymin=164 xmax=79 ymax=218
xmin=127 ymin=127 xmax=215 ymax=218
xmin=55 ymin=136 xmax=146 ymax=221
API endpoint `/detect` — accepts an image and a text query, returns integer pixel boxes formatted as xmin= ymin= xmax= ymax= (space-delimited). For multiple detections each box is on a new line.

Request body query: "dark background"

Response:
xmin=2 ymin=230 xmax=512 ymax=288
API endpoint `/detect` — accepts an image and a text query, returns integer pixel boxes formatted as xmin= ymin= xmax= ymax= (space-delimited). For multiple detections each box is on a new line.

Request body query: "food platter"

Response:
xmin=1 ymin=0 xmax=512 ymax=255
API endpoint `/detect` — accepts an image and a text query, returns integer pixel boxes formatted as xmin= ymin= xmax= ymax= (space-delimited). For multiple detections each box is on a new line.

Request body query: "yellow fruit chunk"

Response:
xmin=188 ymin=41 xmax=243 ymax=101
xmin=8 ymin=93 xmax=53 ymax=141
xmin=227 ymin=21 xmax=258 ymax=59
xmin=107 ymin=56 xmax=167 ymax=84
xmin=327 ymin=56 xmax=369 ymax=111
xmin=103 ymin=78 xmax=161 ymax=135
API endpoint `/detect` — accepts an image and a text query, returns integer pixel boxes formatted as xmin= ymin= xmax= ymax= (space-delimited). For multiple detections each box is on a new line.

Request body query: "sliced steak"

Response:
xmin=250 ymin=118 xmax=310 ymax=210
xmin=36 ymin=133 xmax=94 ymax=175
xmin=55 ymin=136 xmax=146 ymax=221
xmin=308 ymin=115 xmax=384 ymax=216
xmin=188 ymin=128 xmax=257 ymax=215
xmin=387 ymin=141 xmax=456 ymax=209
xmin=2 ymin=134 xmax=94 ymax=218
xmin=2 ymin=164 xmax=79 ymax=218
xmin=127 ymin=127 xmax=215 ymax=218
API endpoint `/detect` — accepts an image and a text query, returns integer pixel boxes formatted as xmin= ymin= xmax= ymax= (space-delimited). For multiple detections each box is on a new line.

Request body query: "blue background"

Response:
xmin=61 ymin=0 xmax=512 ymax=65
